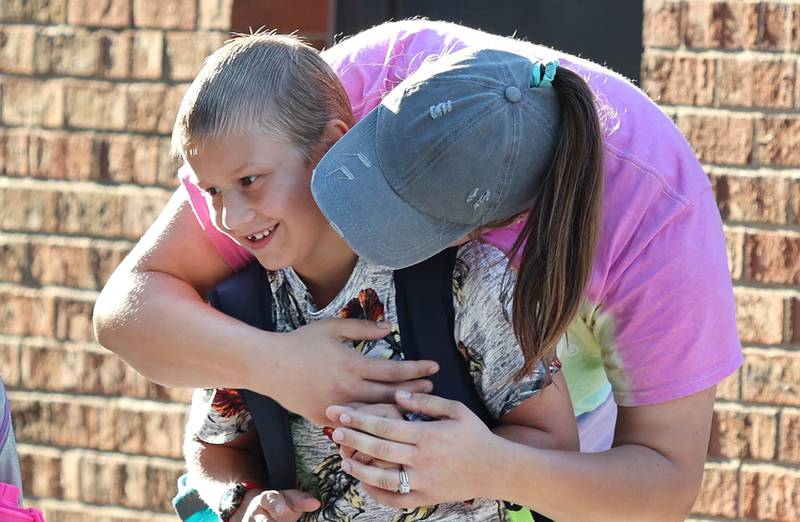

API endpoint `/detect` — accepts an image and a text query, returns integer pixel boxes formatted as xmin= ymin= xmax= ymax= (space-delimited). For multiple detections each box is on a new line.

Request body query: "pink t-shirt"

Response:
xmin=181 ymin=20 xmax=742 ymax=448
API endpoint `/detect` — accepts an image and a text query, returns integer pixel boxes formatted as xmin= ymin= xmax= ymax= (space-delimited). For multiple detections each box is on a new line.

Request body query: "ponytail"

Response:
xmin=509 ymin=66 xmax=604 ymax=379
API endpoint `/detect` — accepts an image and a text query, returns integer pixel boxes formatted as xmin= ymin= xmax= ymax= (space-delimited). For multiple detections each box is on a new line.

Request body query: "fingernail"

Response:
xmin=340 ymin=413 xmax=351 ymax=425
xmin=397 ymin=390 xmax=412 ymax=399
xmin=332 ymin=429 xmax=344 ymax=442
xmin=428 ymin=363 xmax=439 ymax=374
xmin=341 ymin=460 xmax=352 ymax=472
xmin=377 ymin=320 xmax=391 ymax=328
xmin=274 ymin=503 xmax=284 ymax=515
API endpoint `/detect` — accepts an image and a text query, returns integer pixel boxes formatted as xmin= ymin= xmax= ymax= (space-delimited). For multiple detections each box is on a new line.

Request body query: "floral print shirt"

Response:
xmin=187 ymin=241 xmax=559 ymax=521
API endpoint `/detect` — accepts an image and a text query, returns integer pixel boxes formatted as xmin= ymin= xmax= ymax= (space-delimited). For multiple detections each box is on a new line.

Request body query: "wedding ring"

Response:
xmin=398 ymin=466 xmax=411 ymax=494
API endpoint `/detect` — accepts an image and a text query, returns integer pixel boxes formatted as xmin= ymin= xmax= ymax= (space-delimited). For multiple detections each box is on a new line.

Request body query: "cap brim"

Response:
xmin=311 ymin=110 xmax=471 ymax=269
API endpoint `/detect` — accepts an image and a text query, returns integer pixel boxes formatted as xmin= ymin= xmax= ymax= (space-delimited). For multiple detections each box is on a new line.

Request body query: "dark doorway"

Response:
xmin=334 ymin=0 xmax=643 ymax=83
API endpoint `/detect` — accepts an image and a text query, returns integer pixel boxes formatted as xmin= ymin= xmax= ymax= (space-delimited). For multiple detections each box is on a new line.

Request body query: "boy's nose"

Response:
xmin=220 ymin=192 xmax=256 ymax=232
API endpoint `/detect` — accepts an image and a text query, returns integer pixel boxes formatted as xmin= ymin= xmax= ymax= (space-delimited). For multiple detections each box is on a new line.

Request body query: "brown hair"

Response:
xmin=507 ymin=66 xmax=604 ymax=379
xmin=171 ymin=31 xmax=354 ymax=162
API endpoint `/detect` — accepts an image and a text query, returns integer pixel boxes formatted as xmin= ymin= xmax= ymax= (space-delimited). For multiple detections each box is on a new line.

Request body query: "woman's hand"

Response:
xmin=325 ymin=391 xmax=503 ymax=509
xmin=277 ymin=320 xmax=438 ymax=425
xmin=231 ymin=489 xmax=320 ymax=522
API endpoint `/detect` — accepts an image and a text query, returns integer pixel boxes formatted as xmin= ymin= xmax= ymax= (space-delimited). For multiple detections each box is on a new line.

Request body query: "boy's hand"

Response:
xmin=337 ymin=403 xmax=406 ymax=469
xmin=264 ymin=319 xmax=439 ymax=426
xmin=232 ymin=489 xmax=320 ymax=522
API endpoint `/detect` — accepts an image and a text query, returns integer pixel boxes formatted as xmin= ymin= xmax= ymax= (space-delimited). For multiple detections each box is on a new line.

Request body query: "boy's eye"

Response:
xmin=205 ymin=187 xmax=220 ymax=196
xmin=240 ymin=175 xmax=259 ymax=187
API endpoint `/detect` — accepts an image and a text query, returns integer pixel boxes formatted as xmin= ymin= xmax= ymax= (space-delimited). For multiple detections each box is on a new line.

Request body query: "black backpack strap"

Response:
xmin=207 ymin=262 xmax=297 ymax=490
xmin=393 ymin=248 xmax=498 ymax=428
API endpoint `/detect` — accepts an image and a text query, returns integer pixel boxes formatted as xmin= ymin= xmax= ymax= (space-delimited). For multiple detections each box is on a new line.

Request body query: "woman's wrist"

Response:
xmin=482 ymin=434 xmax=538 ymax=504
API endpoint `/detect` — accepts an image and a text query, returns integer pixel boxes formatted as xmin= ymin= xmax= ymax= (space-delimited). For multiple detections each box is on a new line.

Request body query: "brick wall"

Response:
xmin=0 ymin=1 xmax=331 ymax=520
xmin=642 ymin=1 xmax=800 ymax=521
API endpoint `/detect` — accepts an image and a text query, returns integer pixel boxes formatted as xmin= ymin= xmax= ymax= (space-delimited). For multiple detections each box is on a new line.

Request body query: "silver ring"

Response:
xmin=398 ymin=466 xmax=411 ymax=494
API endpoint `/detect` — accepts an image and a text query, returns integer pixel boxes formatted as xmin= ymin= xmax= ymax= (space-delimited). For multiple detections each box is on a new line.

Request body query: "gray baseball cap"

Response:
xmin=311 ymin=47 xmax=561 ymax=269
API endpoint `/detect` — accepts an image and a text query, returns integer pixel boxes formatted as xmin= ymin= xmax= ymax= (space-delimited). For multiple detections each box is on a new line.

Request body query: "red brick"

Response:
xmin=67 ymin=0 xmax=131 ymax=28
xmin=55 ymin=296 xmax=95 ymax=341
xmin=156 ymin=137 xmax=181 ymax=188
xmin=198 ymin=0 xmax=233 ymax=30
xmin=11 ymin=394 xmax=186 ymax=458
xmin=230 ymin=0 xmax=331 ymax=35
xmin=61 ymin=450 xmax=183 ymax=511
xmin=723 ymin=228 xmax=743 ymax=280
xmin=715 ymin=56 xmax=794 ymax=109
xmin=28 ymin=130 xmax=97 ymax=181
xmin=690 ymin=461 xmax=738 ymax=518
xmin=0 ymin=0 xmax=67 ymax=24
xmin=740 ymin=464 xmax=800 ymax=521
xmin=56 ymin=189 xmax=125 ymax=237
xmin=32 ymin=502 xmax=177 ymax=522
xmin=0 ymin=128 xmax=30 ymax=176
xmin=709 ymin=404 xmax=777 ymax=460
xmin=64 ymin=80 xmax=128 ymax=131
xmin=133 ymin=0 xmax=196 ymax=30
xmin=641 ymin=52 xmax=715 ymax=106
xmin=30 ymin=240 xmax=128 ymax=290
xmin=752 ymin=1 xmax=790 ymax=51
xmin=734 ymin=289 xmax=784 ymax=344
xmin=0 ymin=289 xmax=55 ymax=337
xmin=712 ymin=173 xmax=789 ymax=225
xmin=130 ymin=30 xmax=163 ymax=79
xmin=716 ymin=367 xmax=740 ymax=401
xmin=678 ymin=112 xmax=753 ymax=165
xmin=102 ymin=134 xmax=160 ymax=185
xmin=793 ymin=298 xmax=800 ymax=344
xmin=0 ymin=238 xmax=27 ymax=284
xmin=35 ymin=26 xmax=102 ymax=77
xmin=0 ymin=341 xmax=20 ymax=387
xmin=743 ymin=349 xmax=800 ymax=406
xmin=125 ymin=83 xmax=169 ymax=133
xmin=16 ymin=445 xmax=64 ymax=499
xmin=643 ymin=0 xmax=684 ymax=48
xmin=1 ymin=77 xmax=64 ymax=128
xmin=121 ymin=189 xmax=172 ymax=239
xmin=165 ymin=31 xmax=226 ymax=81
xmin=745 ymin=233 xmax=800 ymax=285
xmin=0 ymin=186 xmax=60 ymax=233
xmin=791 ymin=180 xmax=800 ymax=224
xmin=0 ymin=24 xmax=35 ymax=74
xmin=684 ymin=1 xmax=749 ymax=49
xmin=756 ymin=116 xmax=800 ymax=167
xmin=19 ymin=342 xmax=190 ymax=402
xmin=780 ymin=408 xmax=800 ymax=464
xmin=96 ymin=30 xmax=133 ymax=79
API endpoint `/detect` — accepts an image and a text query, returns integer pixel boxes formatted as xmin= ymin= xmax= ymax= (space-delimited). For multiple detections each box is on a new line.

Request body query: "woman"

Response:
xmin=94 ymin=20 xmax=741 ymax=521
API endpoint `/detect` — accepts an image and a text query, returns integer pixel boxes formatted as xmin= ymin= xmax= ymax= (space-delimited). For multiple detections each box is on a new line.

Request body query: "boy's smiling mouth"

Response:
xmin=243 ymin=224 xmax=278 ymax=248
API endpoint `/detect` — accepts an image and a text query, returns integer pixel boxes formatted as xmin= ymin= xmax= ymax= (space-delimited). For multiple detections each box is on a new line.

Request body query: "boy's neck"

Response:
xmin=293 ymin=236 xmax=359 ymax=309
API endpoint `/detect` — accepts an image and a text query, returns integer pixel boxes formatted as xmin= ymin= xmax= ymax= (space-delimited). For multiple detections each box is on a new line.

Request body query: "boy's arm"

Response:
xmin=493 ymin=370 xmax=578 ymax=451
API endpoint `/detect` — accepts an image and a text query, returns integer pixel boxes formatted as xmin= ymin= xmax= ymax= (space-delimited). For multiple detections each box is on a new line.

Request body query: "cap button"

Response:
xmin=504 ymin=86 xmax=522 ymax=103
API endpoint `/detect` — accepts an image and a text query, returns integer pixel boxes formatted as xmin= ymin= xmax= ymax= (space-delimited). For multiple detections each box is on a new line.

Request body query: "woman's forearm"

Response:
xmin=93 ymin=267 xmax=277 ymax=391
xmin=490 ymin=439 xmax=695 ymax=522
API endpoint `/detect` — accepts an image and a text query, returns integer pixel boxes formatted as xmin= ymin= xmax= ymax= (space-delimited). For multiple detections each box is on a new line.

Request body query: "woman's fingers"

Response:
xmin=332 ymin=426 xmax=416 ymax=464
xmin=282 ymin=489 xmax=321 ymax=513
xmin=361 ymin=483 xmax=426 ymax=510
xmin=340 ymin=457 xmax=415 ymax=493
xmin=335 ymin=408 xmax=423 ymax=445
xmin=356 ymin=351 xmax=439 ymax=382
xmin=394 ymin=391 xmax=466 ymax=420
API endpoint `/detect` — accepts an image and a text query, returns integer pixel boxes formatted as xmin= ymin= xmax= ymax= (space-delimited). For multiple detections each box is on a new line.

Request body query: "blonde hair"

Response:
xmin=171 ymin=31 xmax=354 ymax=161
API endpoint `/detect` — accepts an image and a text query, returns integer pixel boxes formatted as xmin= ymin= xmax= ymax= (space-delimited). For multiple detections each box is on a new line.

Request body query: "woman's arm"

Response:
xmin=327 ymin=386 xmax=715 ymax=522
xmin=92 ymin=188 xmax=438 ymax=425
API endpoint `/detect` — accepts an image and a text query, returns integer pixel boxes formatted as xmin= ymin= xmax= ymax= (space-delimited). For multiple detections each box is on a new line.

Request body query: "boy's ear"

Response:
xmin=321 ymin=118 xmax=349 ymax=151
